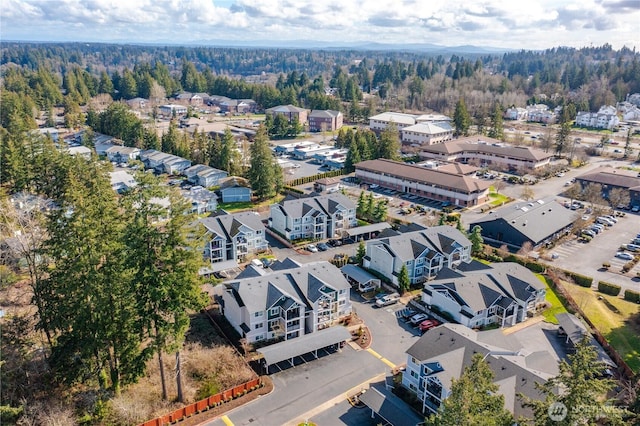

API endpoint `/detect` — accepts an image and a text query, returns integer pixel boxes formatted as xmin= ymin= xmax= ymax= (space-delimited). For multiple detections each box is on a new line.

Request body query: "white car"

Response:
xmin=616 ymin=252 xmax=634 ymax=261
xmin=306 ymin=244 xmax=319 ymax=253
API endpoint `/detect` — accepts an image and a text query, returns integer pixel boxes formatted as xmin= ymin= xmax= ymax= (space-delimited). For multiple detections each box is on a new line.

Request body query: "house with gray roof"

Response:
xmin=221 ymin=259 xmax=352 ymax=343
xmin=418 ymin=136 xmax=553 ymax=171
xmin=184 ymin=164 xmax=228 ymax=187
xmin=269 ymin=193 xmax=357 ymax=241
xmin=105 ymin=145 xmax=141 ymax=163
xmin=402 ymin=323 xmax=554 ymax=417
xmin=355 ymin=159 xmax=491 ymax=207
xmin=469 ymin=198 xmax=576 ymax=249
xmin=422 ymin=260 xmax=546 ymax=328
xmin=364 ymin=226 xmax=472 ymax=286
xmin=182 ymin=186 xmax=218 ymax=214
xmin=199 ymin=211 xmax=267 ymax=264
xmin=139 ymin=149 xmax=191 ymax=174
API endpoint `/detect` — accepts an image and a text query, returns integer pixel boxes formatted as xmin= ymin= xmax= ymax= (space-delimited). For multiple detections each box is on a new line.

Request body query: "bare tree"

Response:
xmin=520 ymin=185 xmax=535 ymax=201
xmin=517 ymin=241 xmax=533 ymax=256
xmin=583 ymin=183 xmax=606 ymax=212
xmin=607 ymin=187 xmax=630 ymax=210
xmin=564 ymin=183 xmax=583 ymax=203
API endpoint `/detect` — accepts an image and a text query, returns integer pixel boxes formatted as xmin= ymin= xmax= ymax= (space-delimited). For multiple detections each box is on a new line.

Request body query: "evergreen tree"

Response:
xmin=356 ymin=241 xmax=366 ymax=266
xmin=248 ymin=125 xmax=279 ymax=200
xmin=398 ymin=264 xmax=410 ymax=294
xmin=555 ymin=122 xmax=572 ymax=156
xmin=470 ymin=225 xmax=484 ymax=254
xmin=488 ymin=104 xmax=504 ymax=141
xmin=372 ymin=200 xmax=388 ymax=223
xmin=377 ymin=124 xmax=401 ymax=160
xmin=521 ymin=337 xmax=624 ymax=425
xmin=426 ymin=354 xmax=514 ymax=426
xmin=365 ymin=192 xmax=374 ymax=221
xmin=121 ymin=174 xmax=207 ymax=400
xmin=453 ymin=98 xmax=471 ymax=136
xmin=356 ymin=191 xmax=367 ymax=218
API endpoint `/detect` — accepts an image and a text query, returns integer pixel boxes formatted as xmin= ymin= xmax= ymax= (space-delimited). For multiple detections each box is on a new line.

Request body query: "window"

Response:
xmin=254 ymin=311 xmax=263 ymax=318
xmin=339 ymin=289 xmax=346 ymax=295
xmin=410 ymin=370 xmax=419 ymax=379
xmin=269 ymin=307 xmax=279 ymax=316
xmin=255 ymin=335 xmax=264 ymax=341
xmin=254 ymin=322 xmax=263 ymax=329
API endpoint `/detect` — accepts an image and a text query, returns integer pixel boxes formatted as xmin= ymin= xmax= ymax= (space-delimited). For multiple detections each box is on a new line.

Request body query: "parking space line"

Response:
xmin=220 ymin=415 xmax=234 ymax=426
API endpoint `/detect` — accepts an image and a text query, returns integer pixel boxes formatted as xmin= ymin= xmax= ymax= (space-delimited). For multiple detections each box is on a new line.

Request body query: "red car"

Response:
xmin=418 ymin=319 xmax=441 ymax=333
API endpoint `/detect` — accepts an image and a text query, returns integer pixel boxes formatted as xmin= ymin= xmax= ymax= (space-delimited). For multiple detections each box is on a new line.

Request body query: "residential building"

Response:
xmin=109 ymin=170 xmax=137 ymax=194
xmin=526 ymin=104 xmax=557 ymax=124
xmin=221 ymin=259 xmax=352 ymax=343
xmin=265 ymin=104 xmax=309 ymax=124
xmin=422 ymin=261 xmax=546 ymax=328
xmin=402 ymin=323 xmax=555 ymax=417
xmin=418 ymin=136 xmax=554 ymax=171
xmin=504 ymin=107 xmax=528 ymax=121
xmin=65 ymin=145 xmax=92 ymax=158
xmin=269 ymin=193 xmax=357 ymax=241
xmin=126 ymin=97 xmax=148 ymax=110
xmin=469 ymin=199 xmax=576 ymax=249
xmin=220 ymin=99 xmax=257 ymax=114
xmin=184 ymin=164 xmax=228 ymax=187
xmin=628 ymin=93 xmax=640 ymax=107
xmin=363 ymin=226 xmax=472 ymax=285
xmin=575 ymin=167 xmax=640 ymax=207
xmin=219 ymin=177 xmax=252 ymax=203
xmin=575 ymin=105 xmax=620 ymax=130
xmin=182 ymin=186 xmax=218 ymax=214
xmin=105 ymin=145 xmax=141 ymax=163
xmin=355 ymin=159 xmax=492 ymax=207
xmin=401 ymin=122 xmax=454 ymax=147
xmin=308 ymin=110 xmax=344 ymax=132
xmin=200 ymin=211 xmax=268 ymax=264
xmin=139 ymin=149 xmax=192 ymax=174
xmin=159 ymin=104 xmax=188 ymax=117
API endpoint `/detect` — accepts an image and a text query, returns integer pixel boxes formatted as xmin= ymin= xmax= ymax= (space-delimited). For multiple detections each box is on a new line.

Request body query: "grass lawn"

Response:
xmin=561 ymin=282 xmax=640 ymax=372
xmin=217 ymin=195 xmax=284 ymax=213
xmin=539 ymin=275 xmax=567 ymax=324
xmin=488 ymin=191 xmax=511 ymax=207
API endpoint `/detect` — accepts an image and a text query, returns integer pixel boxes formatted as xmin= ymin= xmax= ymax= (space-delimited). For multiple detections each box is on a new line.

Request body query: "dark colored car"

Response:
xmin=317 ymin=242 xmax=330 ymax=251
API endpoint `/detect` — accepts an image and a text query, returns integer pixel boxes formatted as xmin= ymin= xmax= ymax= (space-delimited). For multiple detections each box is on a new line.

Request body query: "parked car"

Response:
xmin=581 ymin=229 xmax=596 ymax=238
xmin=622 ymin=244 xmax=640 ymax=252
xmin=260 ymin=257 xmax=274 ymax=268
xmin=328 ymin=239 xmax=343 ymax=247
xmin=632 ymin=206 xmax=640 ymax=213
xmin=418 ymin=319 xmax=441 ymax=333
xmin=602 ymin=215 xmax=618 ymax=223
xmin=400 ymin=309 xmax=417 ymax=321
xmin=306 ymin=244 xmax=319 ymax=253
xmin=596 ymin=217 xmax=614 ymax=226
xmin=317 ymin=242 xmax=330 ymax=251
xmin=588 ymin=226 xmax=602 ymax=234
xmin=408 ymin=313 xmax=429 ymax=326
xmin=616 ymin=252 xmax=634 ymax=260
xmin=375 ymin=293 xmax=400 ymax=307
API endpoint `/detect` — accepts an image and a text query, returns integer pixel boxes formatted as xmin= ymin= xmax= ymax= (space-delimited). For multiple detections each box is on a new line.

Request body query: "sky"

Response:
xmin=1 ymin=0 xmax=639 ymax=51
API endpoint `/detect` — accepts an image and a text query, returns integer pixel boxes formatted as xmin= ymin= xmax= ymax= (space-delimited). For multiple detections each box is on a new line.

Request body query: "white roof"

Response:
xmin=369 ymin=112 xmax=417 ymax=125
xmin=402 ymin=122 xmax=452 ymax=134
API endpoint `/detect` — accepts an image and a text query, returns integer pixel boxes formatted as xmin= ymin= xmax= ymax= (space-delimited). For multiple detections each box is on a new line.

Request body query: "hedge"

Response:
xmin=597 ymin=281 xmax=621 ymax=296
xmin=502 ymin=254 xmax=545 ymax=273
xmin=623 ymin=289 xmax=640 ymax=303
xmin=566 ymin=271 xmax=593 ymax=287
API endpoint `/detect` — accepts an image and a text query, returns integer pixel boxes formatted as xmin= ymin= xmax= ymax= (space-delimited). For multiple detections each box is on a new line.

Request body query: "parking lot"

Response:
xmin=547 ymin=210 xmax=640 ymax=291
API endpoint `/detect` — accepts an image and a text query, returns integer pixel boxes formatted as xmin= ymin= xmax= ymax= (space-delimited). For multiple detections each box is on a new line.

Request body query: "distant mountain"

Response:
xmin=166 ymin=38 xmax=514 ymax=54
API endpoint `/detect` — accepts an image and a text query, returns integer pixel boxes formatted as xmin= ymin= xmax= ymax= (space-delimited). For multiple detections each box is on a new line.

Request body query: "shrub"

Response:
xmin=602 ymin=262 xmax=611 ymax=269
xmin=565 ymin=271 xmax=593 ymax=287
xmin=622 ymin=261 xmax=634 ymax=273
xmin=525 ymin=261 xmax=545 ymax=273
xmin=597 ymin=281 xmax=621 ymax=296
xmin=624 ymin=289 xmax=640 ymax=303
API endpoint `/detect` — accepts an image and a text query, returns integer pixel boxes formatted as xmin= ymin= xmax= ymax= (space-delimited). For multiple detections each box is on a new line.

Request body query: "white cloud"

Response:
xmin=1 ymin=0 xmax=637 ymax=49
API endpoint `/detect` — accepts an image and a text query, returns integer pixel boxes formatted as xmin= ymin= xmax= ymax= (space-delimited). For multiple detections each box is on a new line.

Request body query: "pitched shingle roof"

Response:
xmin=421 ymin=136 xmax=553 ymax=162
xmin=356 ymin=159 xmax=491 ymax=194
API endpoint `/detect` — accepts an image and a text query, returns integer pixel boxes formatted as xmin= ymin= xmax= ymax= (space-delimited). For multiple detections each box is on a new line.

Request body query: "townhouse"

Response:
xmin=575 ymin=105 xmax=620 ymax=130
xmin=158 ymin=104 xmax=188 ymax=117
xmin=422 ymin=261 xmax=547 ymax=328
xmin=184 ymin=164 xmax=229 ymax=187
xmin=105 ymin=145 xmax=141 ymax=163
xmin=139 ymin=149 xmax=192 ymax=174
xmin=418 ymin=136 xmax=553 ymax=171
xmin=355 ymin=159 xmax=492 ymax=207
xmin=364 ymin=226 xmax=472 ymax=286
xmin=269 ymin=194 xmax=357 ymax=241
xmin=221 ymin=259 xmax=352 ymax=343
xmin=199 ymin=211 xmax=268 ymax=264
xmin=402 ymin=323 xmax=554 ymax=417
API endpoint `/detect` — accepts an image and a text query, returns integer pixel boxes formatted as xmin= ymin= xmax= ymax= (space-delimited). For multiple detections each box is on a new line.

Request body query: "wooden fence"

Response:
xmin=139 ymin=377 xmax=262 ymax=426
